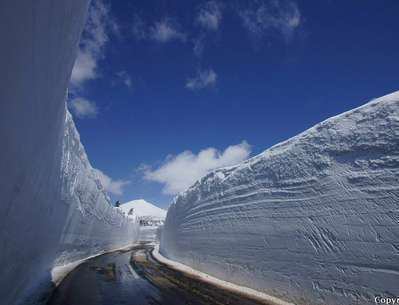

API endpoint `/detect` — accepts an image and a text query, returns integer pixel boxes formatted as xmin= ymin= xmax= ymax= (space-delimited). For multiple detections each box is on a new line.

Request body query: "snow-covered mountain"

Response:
xmin=120 ymin=199 xmax=167 ymax=222
xmin=161 ymin=91 xmax=399 ymax=305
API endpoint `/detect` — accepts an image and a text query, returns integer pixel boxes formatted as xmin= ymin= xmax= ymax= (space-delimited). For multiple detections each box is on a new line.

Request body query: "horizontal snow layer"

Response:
xmin=57 ymin=111 xmax=139 ymax=266
xmin=0 ymin=2 xmax=138 ymax=305
xmin=161 ymin=91 xmax=399 ymax=305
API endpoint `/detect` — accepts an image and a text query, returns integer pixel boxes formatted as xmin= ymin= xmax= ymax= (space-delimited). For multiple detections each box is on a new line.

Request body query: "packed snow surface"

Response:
xmin=0 ymin=2 xmax=138 ymax=304
xmin=161 ymin=91 xmax=399 ymax=305
xmin=120 ymin=199 xmax=167 ymax=220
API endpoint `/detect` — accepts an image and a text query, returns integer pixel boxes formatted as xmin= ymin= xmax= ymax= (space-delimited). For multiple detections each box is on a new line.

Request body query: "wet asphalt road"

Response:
xmin=47 ymin=241 xmax=270 ymax=305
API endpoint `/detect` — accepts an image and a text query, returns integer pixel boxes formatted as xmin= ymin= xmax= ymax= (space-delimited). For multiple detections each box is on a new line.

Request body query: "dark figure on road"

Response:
xmin=115 ymin=200 xmax=120 ymax=207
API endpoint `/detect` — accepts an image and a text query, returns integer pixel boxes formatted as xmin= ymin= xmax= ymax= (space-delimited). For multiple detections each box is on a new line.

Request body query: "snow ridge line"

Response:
xmin=152 ymin=244 xmax=294 ymax=305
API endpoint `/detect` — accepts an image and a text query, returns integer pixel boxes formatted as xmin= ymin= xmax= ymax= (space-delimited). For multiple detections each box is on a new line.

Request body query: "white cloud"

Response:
xmin=186 ymin=68 xmax=217 ymax=90
xmin=197 ymin=1 xmax=222 ymax=31
xmin=143 ymin=141 xmax=251 ymax=195
xmin=69 ymin=97 xmax=98 ymax=119
xmin=95 ymin=169 xmax=130 ymax=196
xmin=150 ymin=18 xmax=186 ymax=43
xmin=131 ymin=16 xmax=186 ymax=43
xmin=192 ymin=2 xmax=222 ymax=57
xmin=238 ymin=0 xmax=301 ymax=43
xmin=116 ymin=71 xmax=133 ymax=88
xmin=71 ymin=51 xmax=97 ymax=85
xmin=71 ymin=0 xmax=113 ymax=87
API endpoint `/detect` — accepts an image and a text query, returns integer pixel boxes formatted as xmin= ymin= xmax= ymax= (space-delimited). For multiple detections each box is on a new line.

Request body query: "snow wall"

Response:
xmin=0 ymin=2 xmax=139 ymax=305
xmin=161 ymin=92 xmax=399 ymax=305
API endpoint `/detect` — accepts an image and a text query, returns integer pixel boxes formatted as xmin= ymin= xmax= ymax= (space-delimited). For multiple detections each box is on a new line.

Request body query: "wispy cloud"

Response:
xmin=238 ymin=0 xmax=301 ymax=44
xmin=192 ymin=1 xmax=223 ymax=57
xmin=71 ymin=0 xmax=115 ymax=88
xmin=132 ymin=14 xmax=147 ymax=40
xmin=192 ymin=34 xmax=206 ymax=57
xmin=69 ymin=97 xmax=98 ymax=119
xmin=150 ymin=18 xmax=186 ymax=42
xmin=95 ymin=169 xmax=130 ymax=196
xmin=142 ymin=141 xmax=251 ymax=195
xmin=186 ymin=68 xmax=217 ymax=90
xmin=196 ymin=1 xmax=223 ymax=31
xmin=116 ymin=71 xmax=133 ymax=88
xmin=132 ymin=16 xmax=186 ymax=43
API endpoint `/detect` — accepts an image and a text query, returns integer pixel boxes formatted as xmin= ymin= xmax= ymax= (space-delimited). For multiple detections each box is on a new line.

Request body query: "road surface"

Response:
xmin=47 ymin=241 xmax=271 ymax=305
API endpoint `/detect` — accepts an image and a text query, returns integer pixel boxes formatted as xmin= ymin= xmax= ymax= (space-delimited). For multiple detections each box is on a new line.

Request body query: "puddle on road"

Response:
xmin=91 ymin=263 xmax=117 ymax=281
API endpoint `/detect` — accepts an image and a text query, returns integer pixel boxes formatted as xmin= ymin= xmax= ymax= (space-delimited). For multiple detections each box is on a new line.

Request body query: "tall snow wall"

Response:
xmin=0 ymin=2 xmax=139 ymax=305
xmin=161 ymin=92 xmax=399 ymax=305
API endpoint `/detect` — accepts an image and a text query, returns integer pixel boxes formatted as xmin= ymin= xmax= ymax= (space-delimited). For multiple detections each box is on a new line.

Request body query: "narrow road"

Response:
xmin=47 ymin=241 xmax=270 ymax=305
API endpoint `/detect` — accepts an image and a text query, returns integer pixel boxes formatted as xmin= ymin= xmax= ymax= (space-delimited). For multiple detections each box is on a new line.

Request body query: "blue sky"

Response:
xmin=68 ymin=0 xmax=399 ymax=209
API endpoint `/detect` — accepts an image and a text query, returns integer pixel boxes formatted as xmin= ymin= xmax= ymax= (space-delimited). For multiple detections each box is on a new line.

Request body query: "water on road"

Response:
xmin=47 ymin=241 xmax=270 ymax=305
